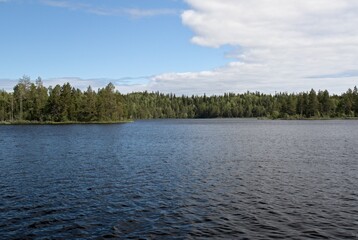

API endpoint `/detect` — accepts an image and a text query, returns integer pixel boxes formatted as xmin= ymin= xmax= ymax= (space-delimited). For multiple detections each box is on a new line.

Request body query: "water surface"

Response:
xmin=1 ymin=119 xmax=358 ymax=239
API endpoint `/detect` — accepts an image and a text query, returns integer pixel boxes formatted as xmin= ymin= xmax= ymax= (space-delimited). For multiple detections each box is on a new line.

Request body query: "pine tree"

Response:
xmin=308 ymin=89 xmax=319 ymax=117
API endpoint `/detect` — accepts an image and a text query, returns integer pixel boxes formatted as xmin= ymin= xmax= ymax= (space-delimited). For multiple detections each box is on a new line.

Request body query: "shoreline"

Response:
xmin=1 ymin=117 xmax=358 ymax=125
xmin=0 ymin=120 xmax=133 ymax=125
xmin=258 ymin=117 xmax=358 ymax=120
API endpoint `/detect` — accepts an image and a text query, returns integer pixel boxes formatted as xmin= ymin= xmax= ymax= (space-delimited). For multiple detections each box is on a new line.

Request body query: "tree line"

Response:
xmin=1 ymin=76 xmax=358 ymax=122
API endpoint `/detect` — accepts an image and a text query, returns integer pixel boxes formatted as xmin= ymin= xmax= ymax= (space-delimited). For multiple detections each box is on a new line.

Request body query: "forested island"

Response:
xmin=1 ymin=76 xmax=358 ymax=123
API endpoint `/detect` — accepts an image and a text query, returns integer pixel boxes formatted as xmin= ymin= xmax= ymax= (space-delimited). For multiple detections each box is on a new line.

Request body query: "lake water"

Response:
xmin=0 ymin=119 xmax=358 ymax=239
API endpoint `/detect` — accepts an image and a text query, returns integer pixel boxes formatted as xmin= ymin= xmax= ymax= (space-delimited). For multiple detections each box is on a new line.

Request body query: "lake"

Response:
xmin=0 ymin=119 xmax=358 ymax=239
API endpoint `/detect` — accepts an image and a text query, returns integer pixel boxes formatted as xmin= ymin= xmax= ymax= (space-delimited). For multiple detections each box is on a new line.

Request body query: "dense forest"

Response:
xmin=1 ymin=76 xmax=358 ymax=122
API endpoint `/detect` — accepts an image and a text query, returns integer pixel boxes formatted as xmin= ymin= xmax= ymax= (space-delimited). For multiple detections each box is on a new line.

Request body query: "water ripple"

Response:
xmin=1 ymin=120 xmax=358 ymax=239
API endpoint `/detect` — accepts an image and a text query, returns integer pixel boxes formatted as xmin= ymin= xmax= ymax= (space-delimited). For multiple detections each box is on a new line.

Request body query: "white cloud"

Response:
xmin=0 ymin=79 xmax=16 ymax=91
xmin=0 ymin=77 xmax=150 ymax=94
xmin=123 ymin=8 xmax=179 ymax=18
xmin=146 ymin=0 xmax=358 ymax=94
xmin=182 ymin=0 xmax=358 ymax=48
xmin=40 ymin=0 xmax=179 ymax=18
xmin=4 ymin=0 xmax=358 ymax=95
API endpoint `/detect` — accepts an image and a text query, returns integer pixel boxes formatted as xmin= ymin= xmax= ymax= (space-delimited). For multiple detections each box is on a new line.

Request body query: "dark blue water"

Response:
xmin=1 ymin=119 xmax=358 ymax=239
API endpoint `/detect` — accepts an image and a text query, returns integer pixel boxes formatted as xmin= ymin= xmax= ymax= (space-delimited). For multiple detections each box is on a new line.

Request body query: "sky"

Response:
xmin=1 ymin=0 xmax=358 ymax=95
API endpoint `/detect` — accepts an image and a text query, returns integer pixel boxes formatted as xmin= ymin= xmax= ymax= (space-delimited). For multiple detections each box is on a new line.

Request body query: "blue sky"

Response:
xmin=1 ymin=0 xmax=228 ymax=79
xmin=1 ymin=0 xmax=358 ymax=94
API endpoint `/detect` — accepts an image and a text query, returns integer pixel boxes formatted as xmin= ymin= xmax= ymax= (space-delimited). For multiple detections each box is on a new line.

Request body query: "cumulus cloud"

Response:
xmin=182 ymin=0 xmax=358 ymax=48
xmin=148 ymin=0 xmax=358 ymax=94
xmin=4 ymin=1 xmax=358 ymax=95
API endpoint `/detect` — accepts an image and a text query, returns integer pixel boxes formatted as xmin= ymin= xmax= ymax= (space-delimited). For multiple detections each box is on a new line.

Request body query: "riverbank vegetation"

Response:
xmin=1 ymin=76 xmax=358 ymax=123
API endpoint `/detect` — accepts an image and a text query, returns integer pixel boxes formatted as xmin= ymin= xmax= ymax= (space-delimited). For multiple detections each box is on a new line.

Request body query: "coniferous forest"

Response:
xmin=1 ymin=76 xmax=358 ymax=123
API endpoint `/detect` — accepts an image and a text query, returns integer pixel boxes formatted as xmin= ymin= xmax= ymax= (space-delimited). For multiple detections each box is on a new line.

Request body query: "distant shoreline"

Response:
xmin=0 ymin=120 xmax=133 ymax=125
xmin=1 ymin=118 xmax=358 ymax=125
xmin=258 ymin=116 xmax=358 ymax=120
xmin=2 ymin=80 xmax=358 ymax=122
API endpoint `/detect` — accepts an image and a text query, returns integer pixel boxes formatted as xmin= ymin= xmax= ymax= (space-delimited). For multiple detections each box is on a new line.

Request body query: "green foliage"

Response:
xmin=1 ymin=77 xmax=358 ymax=122
xmin=308 ymin=89 xmax=319 ymax=117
